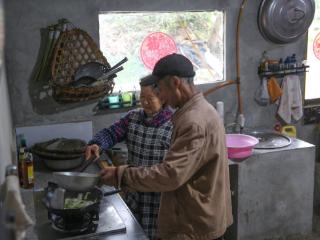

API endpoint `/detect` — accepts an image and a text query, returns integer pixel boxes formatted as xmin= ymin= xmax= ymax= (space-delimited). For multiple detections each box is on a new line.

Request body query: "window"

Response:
xmin=305 ymin=0 xmax=320 ymax=104
xmin=99 ymin=11 xmax=224 ymax=92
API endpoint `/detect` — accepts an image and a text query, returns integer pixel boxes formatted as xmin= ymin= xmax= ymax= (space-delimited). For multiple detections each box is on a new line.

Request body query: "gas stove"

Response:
xmin=36 ymin=190 xmax=126 ymax=240
xmin=49 ymin=210 xmax=99 ymax=234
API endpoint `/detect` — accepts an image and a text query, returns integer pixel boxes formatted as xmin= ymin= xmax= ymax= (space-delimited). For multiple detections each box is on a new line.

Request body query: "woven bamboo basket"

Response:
xmin=51 ymin=28 xmax=114 ymax=103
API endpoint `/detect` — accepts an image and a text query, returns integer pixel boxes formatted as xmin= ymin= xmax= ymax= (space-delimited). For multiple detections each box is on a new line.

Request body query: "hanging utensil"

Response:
xmin=258 ymin=0 xmax=315 ymax=44
xmin=70 ymin=66 xmax=124 ymax=88
xmin=74 ymin=57 xmax=128 ymax=82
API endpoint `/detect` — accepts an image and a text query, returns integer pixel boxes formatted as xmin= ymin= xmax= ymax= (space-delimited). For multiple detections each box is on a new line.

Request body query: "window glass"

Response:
xmin=99 ymin=11 xmax=224 ymax=92
xmin=305 ymin=0 xmax=320 ymax=101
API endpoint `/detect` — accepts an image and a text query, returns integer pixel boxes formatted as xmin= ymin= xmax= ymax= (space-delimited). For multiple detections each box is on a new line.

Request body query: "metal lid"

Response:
xmin=247 ymin=131 xmax=292 ymax=149
xmin=258 ymin=0 xmax=315 ymax=44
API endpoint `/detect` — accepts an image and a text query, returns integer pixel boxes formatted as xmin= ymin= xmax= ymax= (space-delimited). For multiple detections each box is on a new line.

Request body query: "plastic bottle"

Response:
xmin=291 ymin=54 xmax=297 ymax=68
xmin=284 ymin=56 xmax=290 ymax=70
xmin=279 ymin=58 xmax=284 ymax=74
xmin=281 ymin=125 xmax=297 ymax=138
xmin=260 ymin=51 xmax=268 ymax=72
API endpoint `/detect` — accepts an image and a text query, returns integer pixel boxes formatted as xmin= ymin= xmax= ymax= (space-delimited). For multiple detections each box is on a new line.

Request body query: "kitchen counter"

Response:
xmin=21 ymin=157 xmax=148 ymax=240
xmin=227 ymin=137 xmax=316 ymax=240
xmin=22 ymin=137 xmax=315 ymax=240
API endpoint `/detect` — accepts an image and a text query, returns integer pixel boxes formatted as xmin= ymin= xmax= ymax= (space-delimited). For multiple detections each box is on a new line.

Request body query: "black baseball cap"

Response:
xmin=152 ymin=53 xmax=196 ymax=79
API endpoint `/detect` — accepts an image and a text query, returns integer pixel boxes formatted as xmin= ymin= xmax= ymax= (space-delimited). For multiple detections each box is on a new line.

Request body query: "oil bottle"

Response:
xmin=24 ymin=152 xmax=34 ymax=188
xmin=18 ymin=147 xmax=27 ymax=187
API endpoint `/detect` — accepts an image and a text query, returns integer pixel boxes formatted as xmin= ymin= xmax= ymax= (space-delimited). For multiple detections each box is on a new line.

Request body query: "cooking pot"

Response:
xmin=258 ymin=0 xmax=315 ymax=44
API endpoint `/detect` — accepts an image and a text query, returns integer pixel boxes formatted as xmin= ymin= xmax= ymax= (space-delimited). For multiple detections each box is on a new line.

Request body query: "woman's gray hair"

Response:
xmin=140 ymin=75 xmax=158 ymax=87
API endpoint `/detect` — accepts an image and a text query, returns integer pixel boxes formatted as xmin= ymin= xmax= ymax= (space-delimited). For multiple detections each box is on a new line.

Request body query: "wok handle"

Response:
xmin=103 ymin=189 xmax=122 ymax=196
xmin=97 ymin=66 xmax=124 ymax=81
xmin=107 ymin=57 xmax=128 ymax=72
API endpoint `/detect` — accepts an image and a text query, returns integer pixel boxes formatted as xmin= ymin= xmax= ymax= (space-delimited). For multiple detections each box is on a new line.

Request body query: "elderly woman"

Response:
xmin=85 ymin=75 xmax=173 ymax=240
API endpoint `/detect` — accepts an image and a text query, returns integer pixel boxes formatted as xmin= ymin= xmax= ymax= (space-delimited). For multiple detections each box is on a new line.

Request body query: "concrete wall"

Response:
xmin=0 ymin=66 xmax=15 ymax=184
xmin=0 ymin=0 xmax=14 ymax=184
xmin=3 ymin=0 xmax=318 ymax=144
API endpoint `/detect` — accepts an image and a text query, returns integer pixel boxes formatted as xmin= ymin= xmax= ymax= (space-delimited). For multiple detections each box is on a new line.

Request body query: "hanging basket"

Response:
xmin=51 ymin=28 xmax=114 ymax=103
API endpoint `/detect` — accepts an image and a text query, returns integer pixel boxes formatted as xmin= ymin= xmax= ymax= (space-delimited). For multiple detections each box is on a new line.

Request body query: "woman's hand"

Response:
xmin=85 ymin=144 xmax=100 ymax=160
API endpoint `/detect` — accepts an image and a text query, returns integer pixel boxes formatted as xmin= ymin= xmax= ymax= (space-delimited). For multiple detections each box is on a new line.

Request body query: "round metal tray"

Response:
xmin=247 ymin=131 xmax=292 ymax=149
xmin=258 ymin=0 xmax=315 ymax=44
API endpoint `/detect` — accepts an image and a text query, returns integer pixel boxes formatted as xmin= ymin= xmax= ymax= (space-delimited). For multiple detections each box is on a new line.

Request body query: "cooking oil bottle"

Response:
xmin=24 ymin=152 xmax=34 ymax=188
xmin=18 ymin=147 xmax=27 ymax=187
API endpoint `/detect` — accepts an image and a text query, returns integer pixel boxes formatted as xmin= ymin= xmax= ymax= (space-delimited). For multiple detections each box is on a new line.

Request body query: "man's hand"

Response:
xmin=100 ymin=167 xmax=118 ymax=186
xmin=85 ymin=144 xmax=100 ymax=160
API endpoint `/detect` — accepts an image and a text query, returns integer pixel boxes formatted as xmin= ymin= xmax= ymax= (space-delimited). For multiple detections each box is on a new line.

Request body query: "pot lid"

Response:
xmin=247 ymin=131 xmax=292 ymax=149
xmin=258 ymin=0 xmax=315 ymax=44
xmin=32 ymin=138 xmax=86 ymax=155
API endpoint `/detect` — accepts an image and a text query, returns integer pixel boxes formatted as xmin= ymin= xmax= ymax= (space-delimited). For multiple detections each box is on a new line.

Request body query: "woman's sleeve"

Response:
xmin=88 ymin=112 xmax=132 ymax=150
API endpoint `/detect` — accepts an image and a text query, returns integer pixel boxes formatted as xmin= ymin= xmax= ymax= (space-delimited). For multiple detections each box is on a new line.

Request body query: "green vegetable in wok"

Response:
xmin=64 ymin=192 xmax=96 ymax=209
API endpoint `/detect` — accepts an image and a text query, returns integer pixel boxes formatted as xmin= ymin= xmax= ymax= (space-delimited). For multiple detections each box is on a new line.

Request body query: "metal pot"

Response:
xmin=258 ymin=0 xmax=315 ymax=44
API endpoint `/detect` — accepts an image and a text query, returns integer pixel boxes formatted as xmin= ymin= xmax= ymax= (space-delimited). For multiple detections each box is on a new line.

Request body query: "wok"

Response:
xmin=53 ymin=172 xmax=101 ymax=192
xmin=53 ymin=155 xmax=121 ymax=193
xmin=43 ymin=182 xmax=120 ymax=219
xmin=74 ymin=57 xmax=128 ymax=83
xmin=53 ymin=170 xmax=121 ymax=193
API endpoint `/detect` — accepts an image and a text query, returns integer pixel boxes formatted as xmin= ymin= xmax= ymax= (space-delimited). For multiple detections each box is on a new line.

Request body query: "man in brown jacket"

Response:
xmin=99 ymin=53 xmax=233 ymax=240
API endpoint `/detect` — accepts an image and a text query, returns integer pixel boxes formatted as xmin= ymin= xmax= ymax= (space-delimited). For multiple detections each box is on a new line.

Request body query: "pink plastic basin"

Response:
xmin=226 ymin=134 xmax=259 ymax=160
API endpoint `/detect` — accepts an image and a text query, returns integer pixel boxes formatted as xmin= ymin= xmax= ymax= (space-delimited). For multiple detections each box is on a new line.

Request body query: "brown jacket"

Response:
xmin=117 ymin=93 xmax=233 ymax=239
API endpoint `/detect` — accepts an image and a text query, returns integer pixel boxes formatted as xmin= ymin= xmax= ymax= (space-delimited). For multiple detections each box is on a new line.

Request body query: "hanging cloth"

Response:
xmin=277 ymin=75 xmax=303 ymax=124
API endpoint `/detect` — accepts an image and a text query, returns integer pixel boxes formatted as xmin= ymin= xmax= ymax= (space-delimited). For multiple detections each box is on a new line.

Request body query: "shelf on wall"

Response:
xmin=258 ymin=65 xmax=310 ymax=78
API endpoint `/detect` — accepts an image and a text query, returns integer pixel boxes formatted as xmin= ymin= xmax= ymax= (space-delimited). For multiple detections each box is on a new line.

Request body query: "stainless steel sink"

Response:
xmin=246 ymin=131 xmax=292 ymax=149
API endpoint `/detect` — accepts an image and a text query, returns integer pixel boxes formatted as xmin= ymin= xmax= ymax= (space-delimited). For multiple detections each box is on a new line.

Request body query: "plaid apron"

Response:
xmin=125 ymin=110 xmax=172 ymax=240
